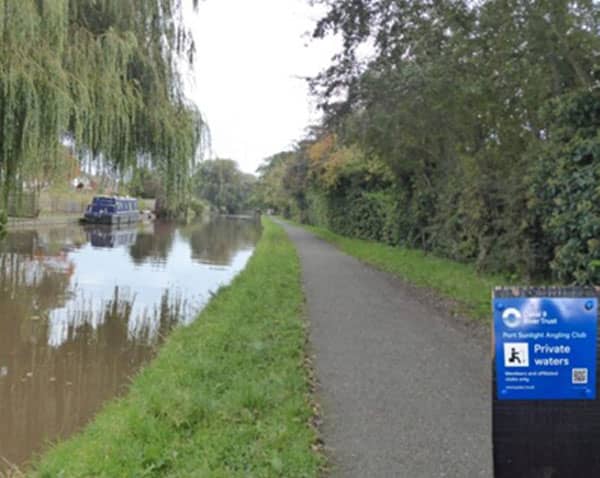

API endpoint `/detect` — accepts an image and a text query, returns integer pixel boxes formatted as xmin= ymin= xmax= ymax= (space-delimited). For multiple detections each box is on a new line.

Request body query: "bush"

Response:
xmin=188 ymin=197 xmax=206 ymax=219
xmin=529 ymin=89 xmax=600 ymax=284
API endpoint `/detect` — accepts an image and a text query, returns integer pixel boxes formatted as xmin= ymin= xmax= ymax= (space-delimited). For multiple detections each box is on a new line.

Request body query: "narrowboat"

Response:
xmin=83 ymin=196 xmax=140 ymax=225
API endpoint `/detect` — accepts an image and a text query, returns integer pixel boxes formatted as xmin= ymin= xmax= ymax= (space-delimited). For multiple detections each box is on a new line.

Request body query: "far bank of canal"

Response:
xmin=0 ymin=218 xmax=261 ymax=473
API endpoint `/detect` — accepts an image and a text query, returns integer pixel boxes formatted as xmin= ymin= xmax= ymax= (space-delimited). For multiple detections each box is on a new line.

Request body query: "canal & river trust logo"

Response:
xmin=502 ymin=307 xmax=522 ymax=328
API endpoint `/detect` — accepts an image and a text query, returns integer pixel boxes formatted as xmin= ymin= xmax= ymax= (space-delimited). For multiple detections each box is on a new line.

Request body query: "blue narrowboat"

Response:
xmin=83 ymin=196 xmax=140 ymax=225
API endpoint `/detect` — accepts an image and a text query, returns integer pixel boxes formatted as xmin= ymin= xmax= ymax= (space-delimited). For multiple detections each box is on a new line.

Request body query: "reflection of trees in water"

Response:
xmin=0 ymin=286 xmax=184 ymax=470
xmin=0 ymin=253 xmax=72 ymax=346
xmin=0 ymin=219 xmax=259 ymax=471
xmin=49 ymin=287 xmax=187 ymax=348
xmin=0 ymin=228 xmax=189 ymax=470
xmin=0 ymin=230 xmax=38 ymax=255
xmin=127 ymin=219 xmax=260 ymax=266
xmin=42 ymin=225 xmax=88 ymax=252
xmin=128 ymin=221 xmax=177 ymax=265
xmin=179 ymin=217 xmax=261 ymax=265
xmin=0 ymin=227 xmax=88 ymax=257
xmin=128 ymin=289 xmax=186 ymax=343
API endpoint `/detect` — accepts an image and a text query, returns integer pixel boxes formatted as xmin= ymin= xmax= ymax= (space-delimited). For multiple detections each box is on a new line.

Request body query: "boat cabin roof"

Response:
xmin=92 ymin=196 xmax=137 ymax=203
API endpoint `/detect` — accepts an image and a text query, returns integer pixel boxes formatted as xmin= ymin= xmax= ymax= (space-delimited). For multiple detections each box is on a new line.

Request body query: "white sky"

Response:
xmin=183 ymin=0 xmax=340 ymax=174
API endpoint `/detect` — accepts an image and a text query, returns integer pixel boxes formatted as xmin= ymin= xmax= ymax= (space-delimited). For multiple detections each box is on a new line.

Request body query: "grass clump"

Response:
xmin=300 ymin=223 xmax=508 ymax=321
xmin=30 ymin=218 xmax=321 ymax=478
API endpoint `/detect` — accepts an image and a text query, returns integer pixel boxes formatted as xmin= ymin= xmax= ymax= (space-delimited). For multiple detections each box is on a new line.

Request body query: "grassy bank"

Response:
xmin=29 ymin=218 xmax=321 ymax=477
xmin=298 ymin=223 xmax=508 ymax=321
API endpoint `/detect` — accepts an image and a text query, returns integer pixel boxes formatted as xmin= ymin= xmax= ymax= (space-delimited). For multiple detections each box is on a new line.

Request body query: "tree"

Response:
xmin=0 ymin=0 xmax=205 ymax=219
xmin=529 ymin=87 xmax=600 ymax=284
xmin=263 ymin=0 xmax=600 ymax=282
xmin=254 ymin=151 xmax=299 ymax=216
xmin=312 ymin=0 xmax=598 ymax=194
xmin=193 ymin=159 xmax=255 ymax=214
xmin=128 ymin=167 xmax=165 ymax=200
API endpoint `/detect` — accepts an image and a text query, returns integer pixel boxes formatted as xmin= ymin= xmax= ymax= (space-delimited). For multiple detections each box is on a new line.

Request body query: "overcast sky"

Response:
xmin=183 ymin=0 xmax=340 ymax=174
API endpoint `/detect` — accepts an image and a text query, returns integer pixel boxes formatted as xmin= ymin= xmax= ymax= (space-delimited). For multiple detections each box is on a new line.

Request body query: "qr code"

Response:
xmin=572 ymin=368 xmax=588 ymax=385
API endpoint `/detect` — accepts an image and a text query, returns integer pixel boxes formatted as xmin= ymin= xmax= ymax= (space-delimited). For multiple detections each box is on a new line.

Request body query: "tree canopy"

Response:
xmin=257 ymin=0 xmax=600 ymax=284
xmin=193 ymin=159 xmax=256 ymax=214
xmin=0 ymin=0 xmax=204 ymax=219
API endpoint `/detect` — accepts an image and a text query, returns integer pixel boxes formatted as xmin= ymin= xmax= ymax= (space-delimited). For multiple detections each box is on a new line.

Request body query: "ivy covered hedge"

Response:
xmin=530 ymin=89 xmax=600 ymax=284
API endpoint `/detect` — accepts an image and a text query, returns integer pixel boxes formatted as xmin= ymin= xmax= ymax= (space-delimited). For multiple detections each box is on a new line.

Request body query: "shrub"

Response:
xmin=529 ymin=88 xmax=600 ymax=284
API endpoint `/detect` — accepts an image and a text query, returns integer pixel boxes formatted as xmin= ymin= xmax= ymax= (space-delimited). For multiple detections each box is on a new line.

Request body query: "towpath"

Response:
xmin=279 ymin=221 xmax=492 ymax=477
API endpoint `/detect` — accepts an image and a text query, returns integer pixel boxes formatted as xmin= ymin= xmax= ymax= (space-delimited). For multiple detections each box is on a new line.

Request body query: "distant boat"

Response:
xmin=82 ymin=196 xmax=140 ymax=225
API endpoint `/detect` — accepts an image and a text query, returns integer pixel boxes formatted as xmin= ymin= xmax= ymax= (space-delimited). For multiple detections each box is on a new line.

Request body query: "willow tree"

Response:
xmin=0 ymin=0 xmax=204 ymax=217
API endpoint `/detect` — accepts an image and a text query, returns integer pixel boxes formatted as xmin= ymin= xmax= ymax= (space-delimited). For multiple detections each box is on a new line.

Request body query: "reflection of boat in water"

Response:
xmin=86 ymin=226 xmax=138 ymax=248
xmin=82 ymin=196 xmax=140 ymax=225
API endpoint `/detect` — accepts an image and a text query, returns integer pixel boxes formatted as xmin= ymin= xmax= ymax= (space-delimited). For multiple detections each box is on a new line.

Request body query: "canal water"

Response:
xmin=0 ymin=218 xmax=260 ymax=472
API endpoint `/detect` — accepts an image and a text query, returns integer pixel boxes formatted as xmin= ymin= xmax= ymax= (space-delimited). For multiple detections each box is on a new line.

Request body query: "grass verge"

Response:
xmin=29 ymin=218 xmax=322 ymax=478
xmin=295 ymin=222 xmax=508 ymax=321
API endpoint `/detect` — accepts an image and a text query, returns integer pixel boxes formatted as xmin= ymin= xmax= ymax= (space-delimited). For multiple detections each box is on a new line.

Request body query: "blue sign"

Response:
xmin=494 ymin=297 xmax=597 ymax=400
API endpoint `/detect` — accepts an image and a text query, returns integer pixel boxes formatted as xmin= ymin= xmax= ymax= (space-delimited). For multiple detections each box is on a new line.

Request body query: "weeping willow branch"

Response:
xmin=0 ymin=0 xmax=204 ymax=214
xmin=0 ymin=208 xmax=5 ymax=238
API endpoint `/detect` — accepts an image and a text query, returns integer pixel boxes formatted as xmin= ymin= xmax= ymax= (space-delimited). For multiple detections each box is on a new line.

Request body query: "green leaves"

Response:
xmin=0 ymin=209 xmax=6 ymax=239
xmin=528 ymin=88 xmax=600 ymax=284
xmin=254 ymin=0 xmax=600 ymax=285
xmin=193 ymin=159 xmax=256 ymax=214
xmin=0 ymin=0 xmax=204 ymax=212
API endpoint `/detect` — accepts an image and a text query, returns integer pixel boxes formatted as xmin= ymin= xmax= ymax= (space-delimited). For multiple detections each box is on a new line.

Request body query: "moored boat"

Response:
xmin=82 ymin=196 xmax=140 ymax=225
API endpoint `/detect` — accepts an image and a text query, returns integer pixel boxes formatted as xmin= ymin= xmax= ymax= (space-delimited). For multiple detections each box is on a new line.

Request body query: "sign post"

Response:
xmin=493 ymin=287 xmax=600 ymax=478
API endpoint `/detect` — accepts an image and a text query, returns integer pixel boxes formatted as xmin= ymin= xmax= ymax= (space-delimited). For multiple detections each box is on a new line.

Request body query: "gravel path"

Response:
xmin=280 ymin=221 xmax=493 ymax=478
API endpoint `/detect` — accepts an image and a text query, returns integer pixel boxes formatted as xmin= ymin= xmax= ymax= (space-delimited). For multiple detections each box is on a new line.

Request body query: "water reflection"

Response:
xmin=180 ymin=219 xmax=262 ymax=266
xmin=129 ymin=221 xmax=177 ymax=266
xmin=0 ymin=218 xmax=260 ymax=472
xmin=87 ymin=226 xmax=138 ymax=248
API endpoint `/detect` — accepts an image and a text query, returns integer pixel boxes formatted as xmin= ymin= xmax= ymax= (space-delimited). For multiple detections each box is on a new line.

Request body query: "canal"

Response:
xmin=0 ymin=218 xmax=261 ymax=473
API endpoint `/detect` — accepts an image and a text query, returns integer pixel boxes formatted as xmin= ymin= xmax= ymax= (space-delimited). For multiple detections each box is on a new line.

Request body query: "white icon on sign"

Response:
xmin=504 ymin=343 xmax=529 ymax=367
xmin=502 ymin=308 xmax=522 ymax=328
